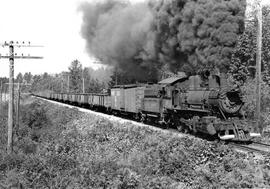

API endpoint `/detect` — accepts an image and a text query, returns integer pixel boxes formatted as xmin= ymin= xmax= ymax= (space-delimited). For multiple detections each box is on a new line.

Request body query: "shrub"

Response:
xmin=241 ymin=79 xmax=270 ymax=131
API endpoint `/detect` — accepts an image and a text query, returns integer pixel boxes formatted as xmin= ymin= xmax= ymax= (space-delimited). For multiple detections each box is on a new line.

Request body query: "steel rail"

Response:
xmin=230 ymin=142 xmax=270 ymax=154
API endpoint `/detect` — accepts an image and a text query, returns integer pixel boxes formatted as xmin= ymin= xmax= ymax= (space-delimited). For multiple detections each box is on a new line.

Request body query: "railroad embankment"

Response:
xmin=0 ymin=97 xmax=270 ymax=188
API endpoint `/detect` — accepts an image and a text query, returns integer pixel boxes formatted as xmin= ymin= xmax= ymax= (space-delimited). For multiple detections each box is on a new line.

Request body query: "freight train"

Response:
xmin=35 ymin=72 xmax=261 ymax=142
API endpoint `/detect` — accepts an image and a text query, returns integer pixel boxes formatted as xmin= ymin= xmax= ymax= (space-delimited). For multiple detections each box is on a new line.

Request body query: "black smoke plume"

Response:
xmin=79 ymin=0 xmax=246 ymax=81
xmin=79 ymin=0 xmax=159 ymax=83
xmin=154 ymin=0 xmax=246 ymax=74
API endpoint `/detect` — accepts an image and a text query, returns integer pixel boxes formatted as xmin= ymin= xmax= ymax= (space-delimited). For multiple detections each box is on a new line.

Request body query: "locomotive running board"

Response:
xmin=250 ymin=133 xmax=261 ymax=137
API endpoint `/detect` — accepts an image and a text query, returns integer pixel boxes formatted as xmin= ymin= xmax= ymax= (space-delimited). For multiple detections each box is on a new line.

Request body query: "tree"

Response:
xmin=23 ymin=72 xmax=33 ymax=84
xmin=229 ymin=23 xmax=256 ymax=84
xmin=16 ymin=73 xmax=23 ymax=83
xmin=230 ymin=5 xmax=270 ymax=84
xmin=68 ymin=60 xmax=83 ymax=93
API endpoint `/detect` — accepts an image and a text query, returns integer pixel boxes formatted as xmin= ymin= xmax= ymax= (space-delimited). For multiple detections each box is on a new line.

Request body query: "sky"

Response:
xmin=0 ymin=0 xmax=269 ymax=77
xmin=0 ymin=0 xmax=145 ymax=77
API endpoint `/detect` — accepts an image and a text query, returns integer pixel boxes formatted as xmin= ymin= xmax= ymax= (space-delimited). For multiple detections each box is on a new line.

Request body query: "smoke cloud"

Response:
xmin=154 ymin=0 xmax=246 ymax=74
xmin=79 ymin=0 xmax=159 ymax=82
xmin=79 ymin=0 xmax=246 ymax=81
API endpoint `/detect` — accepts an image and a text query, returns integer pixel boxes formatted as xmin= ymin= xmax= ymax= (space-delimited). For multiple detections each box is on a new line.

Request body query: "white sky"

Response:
xmin=0 ymin=0 xmax=269 ymax=77
xmin=0 ymin=0 xmax=145 ymax=77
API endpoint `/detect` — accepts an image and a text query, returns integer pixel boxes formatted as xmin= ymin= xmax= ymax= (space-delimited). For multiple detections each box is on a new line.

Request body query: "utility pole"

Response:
xmin=255 ymin=1 xmax=262 ymax=133
xmin=82 ymin=69 xmax=85 ymax=93
xmin=67 ymin=74 xmax=70 ymax=93
xmin=61 ymin=78 xmax=64 ymax=93
xmin=17 ymin=83 xmax=30 ymax=129
xmin=5 ymin=82 xmax=31 ymax=131
xmin=4 ymin=85 xmax=7 ymax=102
xmin=0 ymin=81 xmax=2 ymax=104
xmin=15 ymin=83 xmax=31 ymax=131
xmin=8 ymin=42 xmax=14 ymax=155
xmin=115 ymin=66 xmax=118 ymax=86
xmin=0 ymin=41 xmax=43 ymax=154
xmin=82 ymin=77 xmax=85 ymax=93
xmin=16 ymin=83 xmax=20 ymax=130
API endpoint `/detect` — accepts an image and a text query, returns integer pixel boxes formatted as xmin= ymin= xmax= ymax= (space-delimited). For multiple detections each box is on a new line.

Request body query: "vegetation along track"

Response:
xmin=230 ymin=142 xmax=270 ymax=154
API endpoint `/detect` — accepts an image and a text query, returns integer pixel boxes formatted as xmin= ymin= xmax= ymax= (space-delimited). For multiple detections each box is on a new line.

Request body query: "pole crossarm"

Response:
xmin=5 ymin=83 xmax=31 ymax=86
xmin=0 ymin=41 xmax=43 ymax=48
xmin=0 ymin=56 xmax=43 ymax=59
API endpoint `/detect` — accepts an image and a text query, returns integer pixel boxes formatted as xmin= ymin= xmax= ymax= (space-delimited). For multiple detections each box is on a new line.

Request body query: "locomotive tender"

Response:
xmin=39 ymin=72 xmax=260 ymax=142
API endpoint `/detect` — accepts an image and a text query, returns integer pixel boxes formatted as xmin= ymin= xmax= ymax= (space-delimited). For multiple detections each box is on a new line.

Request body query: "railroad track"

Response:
xmin=230 ymin=142 xmax=270 ymax=154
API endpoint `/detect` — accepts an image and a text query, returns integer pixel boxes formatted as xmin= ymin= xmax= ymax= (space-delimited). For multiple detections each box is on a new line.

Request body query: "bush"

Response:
xmin=241 ymin=79 xmax=270 ymax=132
xmin=1 ymin=96 xmax=269 ymax=188
xmin=0 ymin=102 xmax=8 ymax=150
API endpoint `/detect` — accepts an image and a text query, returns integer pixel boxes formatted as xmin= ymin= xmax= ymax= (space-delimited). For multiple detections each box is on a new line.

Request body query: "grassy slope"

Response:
xmin=0 ymin=97 xmax=269 ymax=188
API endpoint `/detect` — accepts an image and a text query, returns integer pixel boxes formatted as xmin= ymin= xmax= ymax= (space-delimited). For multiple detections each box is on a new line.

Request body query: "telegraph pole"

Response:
xmin=67 ymin=74 xmax=70 ymax=93
xmin=5 ymin=82 xmax=30 ymax=130
xmin=16 ymin=83 xmax=20 ymax=130
xmin=8 ymin=42 xmax=14 ymax=154
xmin=115 ymin=66 xmax=118 ymax=86
xmin=255 ymin=1 xmax=262 ymax=133
xmin=15 ymin=83 xmax=31 ymax=129
xmin=61 ymin=78 xmax=64 ymax=93
xmin=82 ymin=70 xmax=85 ymax=93
xmin=82 ymin=77 xmax=85 ymax=93
xmin=5 ymin=82 xmax=31 ymax=141
xmin=0 ymin=41 xmax=43 ymax=154
xmin=0 ymin=81 xmax=2 ymax=104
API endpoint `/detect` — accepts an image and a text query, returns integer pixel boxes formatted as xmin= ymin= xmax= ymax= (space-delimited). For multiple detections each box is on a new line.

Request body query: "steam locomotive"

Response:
xmin=37 ymin=72 xmax=260 ymax=142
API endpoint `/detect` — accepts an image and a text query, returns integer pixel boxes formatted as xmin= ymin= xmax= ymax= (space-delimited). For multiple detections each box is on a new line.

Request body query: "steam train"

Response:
xmin=35 ymin=72 xmax=260 ymax=142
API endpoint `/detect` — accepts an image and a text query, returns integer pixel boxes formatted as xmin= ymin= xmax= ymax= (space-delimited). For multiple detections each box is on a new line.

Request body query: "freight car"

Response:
xmin=36 ymin=72 xmax=260 ymax=142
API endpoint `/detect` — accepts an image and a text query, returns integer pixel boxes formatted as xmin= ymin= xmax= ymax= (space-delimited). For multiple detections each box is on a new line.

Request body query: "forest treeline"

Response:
xmin=0 ymin=60 xmax=112 ymax=94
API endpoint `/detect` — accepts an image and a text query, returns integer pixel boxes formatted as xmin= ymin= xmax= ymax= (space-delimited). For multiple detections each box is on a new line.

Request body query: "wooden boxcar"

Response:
xmin=124 ymin=87 xmax=144 ymax=113
xmin=111 ymin=87 xmax=125 ymax=111
xmin=111 ymin=85 xmax=145 ymax=114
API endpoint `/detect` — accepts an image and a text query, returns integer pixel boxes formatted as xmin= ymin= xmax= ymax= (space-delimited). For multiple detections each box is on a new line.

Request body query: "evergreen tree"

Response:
xmin=68 ymin=60 xmax=83 ymax=93
xmin=16 ymin=73 xmax=23 ymax=83
xmin=230 ymin=5 xmax=270 ymax=84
